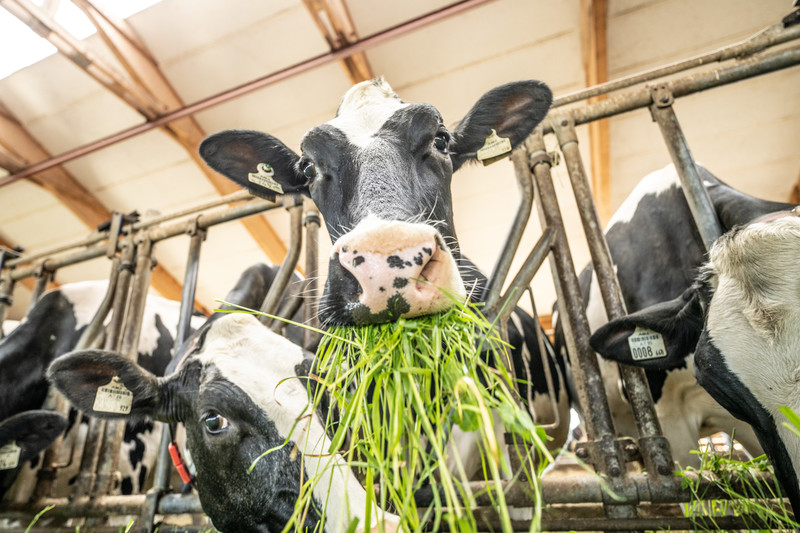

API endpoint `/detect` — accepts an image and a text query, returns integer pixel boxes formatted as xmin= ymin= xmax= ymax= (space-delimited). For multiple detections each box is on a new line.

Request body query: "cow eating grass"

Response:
xmin=590 ymin=209 xmax=800 ymax=515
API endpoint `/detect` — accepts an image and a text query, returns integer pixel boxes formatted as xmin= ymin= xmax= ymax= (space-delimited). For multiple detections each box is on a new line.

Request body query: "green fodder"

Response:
xmin=677 ymin=431 xmax=799 ymax=531
xmin=298 ymin=301 xmax=550 ymax=532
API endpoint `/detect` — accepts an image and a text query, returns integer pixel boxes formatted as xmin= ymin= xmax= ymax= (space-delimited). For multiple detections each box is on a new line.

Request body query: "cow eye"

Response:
xmin=203 ymin=412 xmax=230 ymax=434
xmin=302 ymin=161 xmax=317 ymax=179
xmin=433 ymin=132 xmax=449 ymax=153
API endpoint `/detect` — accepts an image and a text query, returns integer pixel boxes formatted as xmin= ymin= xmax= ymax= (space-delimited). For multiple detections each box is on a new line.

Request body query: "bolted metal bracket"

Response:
xmin=650 ymin=84 xmax=675 ymax=110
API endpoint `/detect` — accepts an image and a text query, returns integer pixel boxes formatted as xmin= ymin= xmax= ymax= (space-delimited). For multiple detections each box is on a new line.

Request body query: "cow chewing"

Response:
xmin=199 ymin=78 xmax=571 ymax=455
xmin=590 ymin=209 xmax=800 ymax=514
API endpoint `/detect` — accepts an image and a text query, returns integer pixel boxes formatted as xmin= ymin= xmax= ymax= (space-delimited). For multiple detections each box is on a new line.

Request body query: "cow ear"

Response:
xmin=48 ymin=350 xmax=166 ymax=421
xmin=0 ymin=411 xmax=67 ymax=464
xmin=199 ymin=130 xmax=307 ymax=198
xmin=450 ymin=80 xmax=552 ymax=171
xmin=589 ymin=287 xmax=705 ymax=370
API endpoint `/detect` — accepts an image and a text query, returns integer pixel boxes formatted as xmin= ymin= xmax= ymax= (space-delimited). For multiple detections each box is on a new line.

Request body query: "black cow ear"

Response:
xmin=0 ymin=411 xmax=67 ymax=464
xmin=199 ymin=130 xmax=307 ymax=199
xmin=589 ymin=287 xmax=704 ymax=370
xmin=450 ymin=81 xmax=552 ymax=171
xmin=48 ymin=350 xmax=165 ymax=421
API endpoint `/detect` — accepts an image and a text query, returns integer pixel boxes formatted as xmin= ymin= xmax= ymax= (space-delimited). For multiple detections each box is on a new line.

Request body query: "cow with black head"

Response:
xmin=198 ymin=79 xmax=570 ymax=457
xmin=590 ymin=209 xmax=800 ymax=514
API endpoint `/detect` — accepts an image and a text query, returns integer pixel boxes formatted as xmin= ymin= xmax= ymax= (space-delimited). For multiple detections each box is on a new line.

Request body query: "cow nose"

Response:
xmin=331 ymin=218 xmax=466 ymax=320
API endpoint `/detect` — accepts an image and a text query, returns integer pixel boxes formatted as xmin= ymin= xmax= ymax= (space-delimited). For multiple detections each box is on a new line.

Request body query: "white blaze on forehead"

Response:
xmin=195 ymin=313 xmax=388 ymax=532
xmin=325 ymin=79 xmax=409 ymax=149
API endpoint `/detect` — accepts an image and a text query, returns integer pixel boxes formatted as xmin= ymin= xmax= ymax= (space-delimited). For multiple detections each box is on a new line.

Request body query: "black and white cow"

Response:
xmin=568 ymin=164 xmax=797 ymax=468
xmin=198 ymin=78 xmax=571 ymax=454
xmin=590 ymin=210 xmax=800 ymax=513
xmin=0 ymin=281 xmax=203 ymax=501
xmin=51 ymin=264 xmax=401 ymax=533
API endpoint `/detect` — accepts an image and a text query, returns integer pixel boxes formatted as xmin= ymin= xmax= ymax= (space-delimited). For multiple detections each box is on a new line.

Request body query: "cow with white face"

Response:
xmin=50 ymin=265 xmax=400 ymax=533
xmin=590 ymin=209 xmax=800 ymax=514
xmin=198 ymin=78 xmax=571 ymax=451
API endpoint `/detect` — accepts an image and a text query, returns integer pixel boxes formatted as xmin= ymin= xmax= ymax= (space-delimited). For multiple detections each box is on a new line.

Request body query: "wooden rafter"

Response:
xmin=2 ymin=0 xmax=290 ymax=268
xmin=302 ymin=0 xmax=373 ymax=83
xmin=580 ymin=0 xmax=610 ymax=223
xmin=0 ymin=101 xmax=207 ymax=313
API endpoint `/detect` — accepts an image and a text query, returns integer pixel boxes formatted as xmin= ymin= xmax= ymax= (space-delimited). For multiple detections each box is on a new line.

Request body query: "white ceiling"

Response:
xmin=1 ymin=0 xmax=798 ymax=322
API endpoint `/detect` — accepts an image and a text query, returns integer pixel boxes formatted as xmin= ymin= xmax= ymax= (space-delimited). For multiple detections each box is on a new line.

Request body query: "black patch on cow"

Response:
xmin=124 ymin=419 xmax=154 ymax=472
xmin=379 ymin=287 xmax=385 ymax=292
xmin=413 ymin=252 xmax=424 ymax=266
xmin=139 ymin=314 xmax=174 ymax=376
xmin=349 ymin=293 xmax=411 ymax=326
xmin=393 ymin=277 xmax=408 ymax=289
xmin=138 ymin=465 xmax=148 ymax=495
xmin=121 ymin=476 xmax=133 ymax=495
xmin=423 ymin=247 xmax=432 ymax=256
xmin=353 ymin=255 xmax=365 ymax=267
xmin=387 ymin=255 xmax=407 ymax=269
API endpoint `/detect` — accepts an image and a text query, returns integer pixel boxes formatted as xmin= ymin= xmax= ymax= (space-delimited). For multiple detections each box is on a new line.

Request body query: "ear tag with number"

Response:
xmin=247 ymin=163 xmax=284 ymax=194
xmin=0 ymin=441 xmax=21 ymax=470
xmin=477 ymin=129 xmax=512 ymax=166
xmin=93 ymin=376 xmax=133 ymax=414
xmin=627 ymin=326 xmax=667 ymax=361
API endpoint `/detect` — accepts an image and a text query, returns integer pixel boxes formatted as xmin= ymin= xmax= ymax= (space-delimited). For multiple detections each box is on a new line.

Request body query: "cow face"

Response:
xmin=591 ymin=210 xmax=800 ymax=515
xmin=50 ymin=313 xmax=396 ymax=533
xmin=0 ymin=411 xmax=67 ymax=496
xmin=200 ymin=79 xmax=552 ymax=325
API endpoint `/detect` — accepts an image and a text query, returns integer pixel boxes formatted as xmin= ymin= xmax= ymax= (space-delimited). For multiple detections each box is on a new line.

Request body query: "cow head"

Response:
xmin=0 ymin=411 xmax=67 ymax=497
xmin=591 ymin=210 xmax=800 ymax=515
xmin=200 ymin=79 xmax=552 ymax=325
xmin=49 ymin=312 xmax=397 ymax=533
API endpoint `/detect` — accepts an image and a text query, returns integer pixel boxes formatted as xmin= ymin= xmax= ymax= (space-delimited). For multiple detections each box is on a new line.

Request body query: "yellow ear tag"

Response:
xmin=0 ymin=441 xmax=21 ymax=470
xmin=248 ymin=163 xmax=284 ymax=194
xmin=476 ymin=129 xmax=512 ymax=166
xmin=93 ymin=376 xmax=133 ymax=414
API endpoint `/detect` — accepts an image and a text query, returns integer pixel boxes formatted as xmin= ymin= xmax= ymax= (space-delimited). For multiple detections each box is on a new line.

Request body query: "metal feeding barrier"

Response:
xmin=1 ymin=11 xmax=799 ymax=532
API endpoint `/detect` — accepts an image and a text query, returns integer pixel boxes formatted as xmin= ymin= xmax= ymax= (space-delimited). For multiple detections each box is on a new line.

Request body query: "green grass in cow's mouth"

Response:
xmin=221 ymin=296 xmax=552 ymax=533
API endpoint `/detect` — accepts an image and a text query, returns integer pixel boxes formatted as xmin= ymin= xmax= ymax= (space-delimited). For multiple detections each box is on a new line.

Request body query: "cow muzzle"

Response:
xmin=329 ymin=218 xmax=466 ymax=324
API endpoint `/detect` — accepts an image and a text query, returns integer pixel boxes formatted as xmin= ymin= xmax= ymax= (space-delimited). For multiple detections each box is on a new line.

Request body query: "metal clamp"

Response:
xmin=650 ymin=84 xmax=674 ymax=109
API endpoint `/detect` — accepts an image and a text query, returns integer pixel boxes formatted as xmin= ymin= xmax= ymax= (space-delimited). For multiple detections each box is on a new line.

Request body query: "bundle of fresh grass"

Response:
xmin=238 ymin=297 xmax=553 ymax=533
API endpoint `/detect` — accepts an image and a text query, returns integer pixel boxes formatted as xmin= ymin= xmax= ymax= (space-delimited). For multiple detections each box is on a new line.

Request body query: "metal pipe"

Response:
xmin=552 ymin=20 xmax=800 ymax=108
xmin=71 ymin=240 xmax=136 ymax=499
xmin=483 ymin=148 xmax=535 ymax=310
xmin=649 ymin=86 xmax=722 ymax=250
xmin=4 ymin=190 xmax=255 ymax=270
xmin=0 ymin=0 xmax=497 ymax=188
xmin=495 ymin=227 xmax=554 ymax=323
xmin=92 ymin=236 xmax=154 ymax=496
xmin=259 ymin=201 xmax=303 ymax=326
xmin=528 ymin=130 xmax=638 ymax=519
xmin=0 ymin=272 xmax=15 ymax=329
xmin=75 ymin=256 xmax=120 ymax=350
xmin=553 ymin=116 xmax=675 ymax=483
xmin=8 ymin=196 xmax=282 ymax=282
xmin=547 ymin=43 xmax=800 ymax=133
xmin=303 ymin=209 xmax=321 ymax=350
xmin=25 ymin=266 xmax=51 ymax=314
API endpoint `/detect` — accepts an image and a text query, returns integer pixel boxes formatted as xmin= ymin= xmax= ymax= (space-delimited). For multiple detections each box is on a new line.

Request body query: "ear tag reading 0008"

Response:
xmin=627 ymin=326 xmax=667 ymax=361
xmin=477 ymin=129 xmax=512 ymax=166
xmin=0 ymin=441 xmax=21 ymax=470
xmin=248 ymin=163 xmax=284 ymax=194
xmin=93 ymin=376 xmax=133 ymax=414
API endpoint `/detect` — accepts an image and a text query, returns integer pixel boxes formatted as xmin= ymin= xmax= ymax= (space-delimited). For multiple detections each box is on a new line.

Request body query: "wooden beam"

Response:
xmin=302 ymin=0 xmax=374 ymax=83
xmin=4 ymin=0 xmax=290 ymax=267
xmin=580 ymin=0 xmax=611 ymax=224
xmin=0 ymin=102 xmax=200 ymax=310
